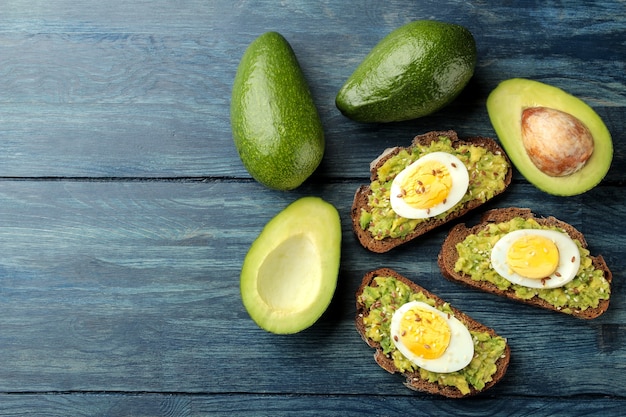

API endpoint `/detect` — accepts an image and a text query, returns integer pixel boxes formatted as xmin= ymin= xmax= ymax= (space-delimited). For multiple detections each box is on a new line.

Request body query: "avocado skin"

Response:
xmin=487 ymin=78 xmax=613 ymax=196
xmin=336 ymin=20 xmax=476 ymax=123
xmin=231 ymin=32 xmax=324 ymax=191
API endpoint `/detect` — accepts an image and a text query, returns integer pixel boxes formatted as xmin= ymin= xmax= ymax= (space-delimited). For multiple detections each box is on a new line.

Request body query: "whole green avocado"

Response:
xmin=336 ymin=20 xmax=476 ymax=123
xmin=231 ymin=32 xmax=324 ymax=191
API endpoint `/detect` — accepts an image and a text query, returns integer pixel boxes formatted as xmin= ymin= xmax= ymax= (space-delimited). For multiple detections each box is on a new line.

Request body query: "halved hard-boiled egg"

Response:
xmin=390 ymin=300 xmax=474 ymax=373
xmin=490 ymin=229 xmax=581 ymax=289
xmin=390 ymin=152 xmax=469 ymax=219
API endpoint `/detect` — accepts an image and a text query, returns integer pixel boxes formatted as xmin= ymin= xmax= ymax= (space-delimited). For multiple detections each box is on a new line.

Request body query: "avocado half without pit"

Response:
xmin=487 ymin=78 xmax=613 ymax=196
xmin=240 ymin=197 xmax=342 ymax=334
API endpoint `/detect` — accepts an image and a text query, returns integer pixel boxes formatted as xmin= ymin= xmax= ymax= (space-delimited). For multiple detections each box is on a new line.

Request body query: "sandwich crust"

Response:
xmin=355 ymin=267 xmax=511 ymax=397
xmin=352 ymin=130 xmax=512 ymax=253
xmin=438 ymin=207 xmax=612 ymax=319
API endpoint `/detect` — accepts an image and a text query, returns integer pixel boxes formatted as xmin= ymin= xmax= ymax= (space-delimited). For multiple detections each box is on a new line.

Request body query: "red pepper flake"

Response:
xmin=451 ymin=162 xmax=457 ymax=168
xmin=571 ymin=256 xmax=576 ymax=263
xmin=394 ymin=335 xmax=399 ymax=342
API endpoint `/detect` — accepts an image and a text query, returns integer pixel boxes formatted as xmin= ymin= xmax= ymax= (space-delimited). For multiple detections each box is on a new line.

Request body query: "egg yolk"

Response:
xmin=396 ymin=305 xmax=451 ymax=360
xmin=506 ymin=235 xmax=560 ymax=279
xmin=399 ymin=160 xmax=452 ymax=209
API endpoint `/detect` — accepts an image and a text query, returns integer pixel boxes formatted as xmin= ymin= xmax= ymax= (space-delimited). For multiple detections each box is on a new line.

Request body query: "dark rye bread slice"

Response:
xmin=438 ymin=207 xmax=612 ymax=319
xmin=352 ymin=130 xmax=512 ymax=253
xmin=355 ymin=267 xmax=511 ymax=398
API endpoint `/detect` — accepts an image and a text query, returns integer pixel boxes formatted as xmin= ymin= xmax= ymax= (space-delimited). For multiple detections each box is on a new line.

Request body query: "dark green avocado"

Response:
xmin=335 ymin=20 xmax=476 ymax=123
xmin=231 ymin=32 xmax=324 ymax=191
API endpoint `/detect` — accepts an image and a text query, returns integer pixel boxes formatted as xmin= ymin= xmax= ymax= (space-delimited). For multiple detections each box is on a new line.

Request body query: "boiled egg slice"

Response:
xmin=490 ymin=229 xmax=581 ymax=289
xmin=390 ymin=300 xmax=474 ymax=373
xmin=390 ymin=152 xmax=469 ymax=219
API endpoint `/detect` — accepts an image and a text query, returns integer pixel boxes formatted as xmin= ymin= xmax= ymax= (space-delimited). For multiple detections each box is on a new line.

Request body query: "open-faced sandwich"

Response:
xmin=356 ymin=268 xmax=511 ymax=397
xmin=438 ymin=208 xmax=612 ymax=319
xmin=352 ymin=130 xmax=512 ymax=253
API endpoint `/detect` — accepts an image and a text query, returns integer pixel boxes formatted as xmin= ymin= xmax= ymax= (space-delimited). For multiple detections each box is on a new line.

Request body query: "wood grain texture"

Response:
xmin=0 ymin=182 xmax=623 ymax=397
xmin=0 ymin=393 xmax=625 ymax=416
xmin=0 ymin=0 xmax=624 ymax=179
xmin=0 ymin=0 xmax=624 ymax=415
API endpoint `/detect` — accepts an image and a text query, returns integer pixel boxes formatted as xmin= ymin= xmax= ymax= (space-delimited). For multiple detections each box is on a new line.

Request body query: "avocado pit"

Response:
xmin=521 ymin=107 xmax=594 ymax=177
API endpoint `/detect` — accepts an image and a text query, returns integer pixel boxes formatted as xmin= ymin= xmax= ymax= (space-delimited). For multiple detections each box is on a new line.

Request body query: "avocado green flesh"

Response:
xmin=240 ymin=197 xmax=341 ymax=334
xmin=231 ymin=32 xmax=324 ymax=191
xmin=487 ymin=78 xmax=613 ymax=196
xmin=453 ymin=217 xmax=610 ymax=313
xmin=358 ymin=276 xmax=507 ymax=395
xmin=336 ymin=20 xmax=476 ymax=123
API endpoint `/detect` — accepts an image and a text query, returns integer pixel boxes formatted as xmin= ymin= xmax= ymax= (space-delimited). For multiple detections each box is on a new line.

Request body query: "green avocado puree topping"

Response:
xmin=359 ymin=136 xmax=509 ymax=240
xmin=454 ymin=217 xmax=610 ymax=313
xmin=358 ymin=276 xmax=507 ymax=395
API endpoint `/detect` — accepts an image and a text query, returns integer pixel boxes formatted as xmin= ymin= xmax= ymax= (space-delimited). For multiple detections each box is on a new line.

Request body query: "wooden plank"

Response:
xmin=0 ymin=180 xmax=623 ymax=398
xmin=202 ymin=395 xmax=626 ymax=416
xmin=0 ymin=1 xmax=623 ymax=179
xmin=0 ymin=394 xmax=192 ymax=417
xmin=0 ymin=393 xmax=624 ymax=417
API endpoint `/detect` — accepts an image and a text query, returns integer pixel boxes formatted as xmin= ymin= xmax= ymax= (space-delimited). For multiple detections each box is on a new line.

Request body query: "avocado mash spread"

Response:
xmin=454 ymin=217 xmax=610 ymax=313
xmin=358 ymin=276 xmax=507 ymax=395
xmin=360 ymin=136 xmax=509 ymax=240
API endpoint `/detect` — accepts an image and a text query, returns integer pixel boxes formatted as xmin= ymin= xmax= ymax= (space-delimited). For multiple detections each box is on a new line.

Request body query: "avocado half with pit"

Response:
xmin=240 ymin=197 xmax=342 ymax=334
xmin=487 ymin=78 xmax=613 ymax=196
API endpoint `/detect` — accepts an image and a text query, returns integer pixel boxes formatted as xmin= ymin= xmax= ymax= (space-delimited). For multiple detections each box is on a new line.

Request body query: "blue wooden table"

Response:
xmin=0 ymin=1 xmax=625 ymax=415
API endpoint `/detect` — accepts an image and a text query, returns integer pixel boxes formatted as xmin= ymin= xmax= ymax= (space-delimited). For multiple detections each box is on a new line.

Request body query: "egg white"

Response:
xmin=390 ymin=152 xmax=470 ymax=219
xmin=490 ymin=229 xmax=581 ymax=289
xmin=390 ymin=301 xmax=474 ymax=373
